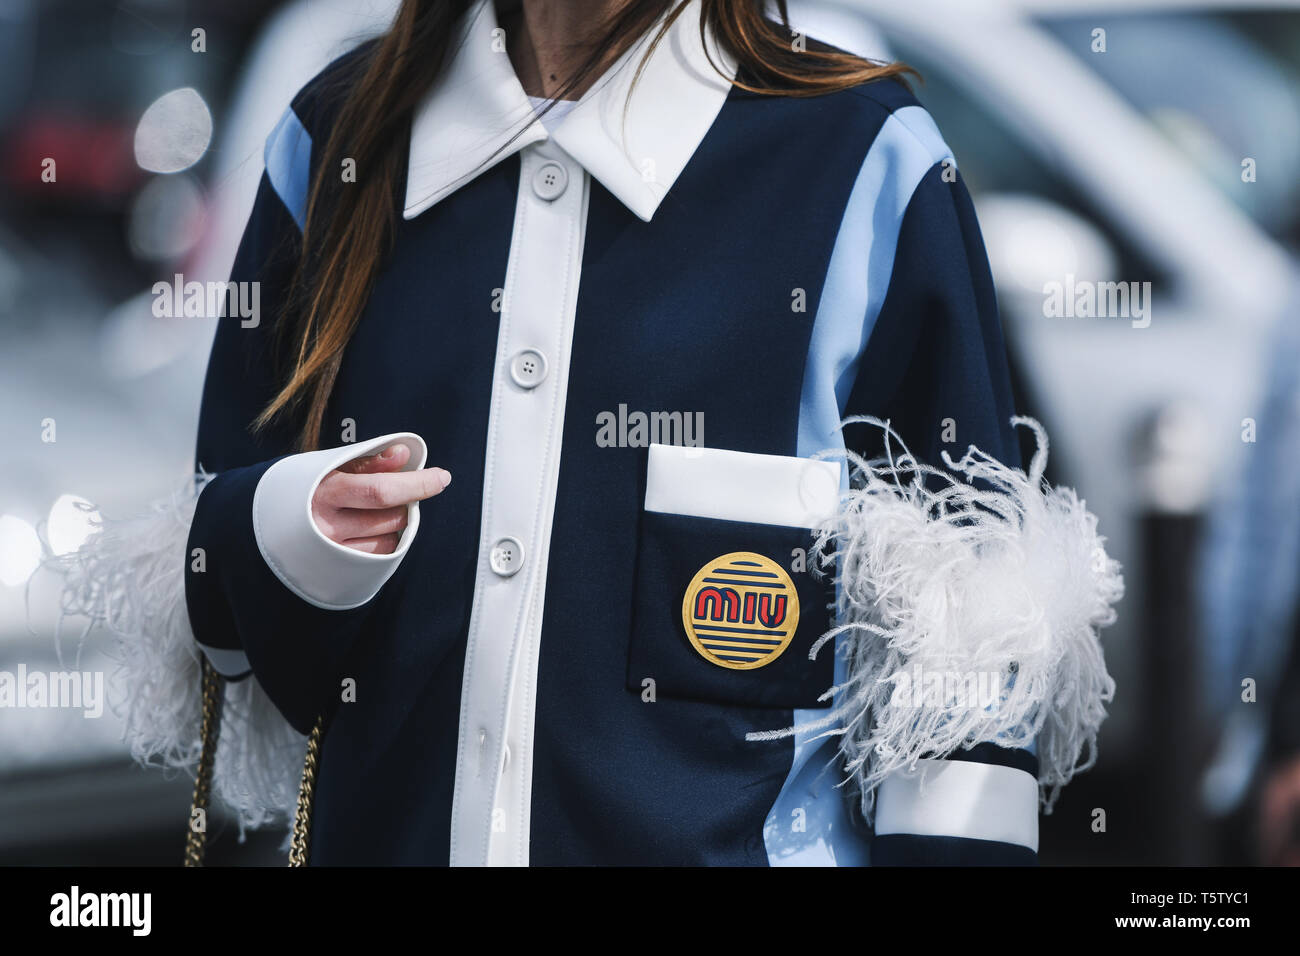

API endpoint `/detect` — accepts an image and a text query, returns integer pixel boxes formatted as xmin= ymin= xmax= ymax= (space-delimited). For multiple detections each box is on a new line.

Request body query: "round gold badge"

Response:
xmin=681 ymin=551 xmax=800 ymax=670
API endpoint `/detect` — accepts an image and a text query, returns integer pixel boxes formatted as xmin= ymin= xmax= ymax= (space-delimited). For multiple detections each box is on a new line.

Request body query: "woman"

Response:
xmin=84 ymin=0 xmax=1121 ymax=866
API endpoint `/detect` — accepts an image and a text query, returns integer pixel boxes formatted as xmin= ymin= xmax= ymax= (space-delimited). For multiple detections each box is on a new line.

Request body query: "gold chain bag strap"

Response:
xmin=182 ymin=656 xmax=223 ymax=867
xmin=288 ymin=717 xmax=325 ymax=866
xmin=183 ymin=655 xmax=326 ymax=867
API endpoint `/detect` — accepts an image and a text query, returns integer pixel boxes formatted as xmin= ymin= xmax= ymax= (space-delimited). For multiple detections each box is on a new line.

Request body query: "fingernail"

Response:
xmin=381 ymin=443 xmax=406 ymax=459
xmin=436 ymin=468 xmax=452 ymax=489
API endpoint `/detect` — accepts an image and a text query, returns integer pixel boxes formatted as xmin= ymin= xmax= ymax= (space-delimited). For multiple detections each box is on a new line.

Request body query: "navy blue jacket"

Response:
xmin=184 ymin=0 xmax=1030 ymax=865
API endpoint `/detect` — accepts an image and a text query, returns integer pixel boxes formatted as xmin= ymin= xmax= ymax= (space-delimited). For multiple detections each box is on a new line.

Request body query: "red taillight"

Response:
xmin=1 ymin=115 xmax=145 ymax=202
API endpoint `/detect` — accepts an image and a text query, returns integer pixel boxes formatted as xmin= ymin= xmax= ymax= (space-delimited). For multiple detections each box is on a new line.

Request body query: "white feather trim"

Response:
xmin=748 ymin=416 xmax=1123 ymax=819
xmin=45 ymin=476 xmax=303 ymax=833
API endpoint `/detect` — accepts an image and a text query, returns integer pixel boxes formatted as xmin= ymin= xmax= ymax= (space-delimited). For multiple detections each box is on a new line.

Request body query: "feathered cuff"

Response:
xmin=750 ymin=416 xmax=1123 ymax=824
xmin=47 ymin=475 xmax=302 ymax=833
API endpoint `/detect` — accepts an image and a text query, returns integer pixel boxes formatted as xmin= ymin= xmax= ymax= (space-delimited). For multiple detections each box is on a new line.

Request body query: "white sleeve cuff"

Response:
xmin=875 ymin=758 xmax=1039 ymax=852
xmin=252 ymin=431 xmax=428 ymax=611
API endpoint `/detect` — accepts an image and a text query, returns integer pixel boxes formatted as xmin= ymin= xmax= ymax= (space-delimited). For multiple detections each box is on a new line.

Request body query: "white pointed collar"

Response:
xmin=402 ymin=0 xmax=737 ymax=223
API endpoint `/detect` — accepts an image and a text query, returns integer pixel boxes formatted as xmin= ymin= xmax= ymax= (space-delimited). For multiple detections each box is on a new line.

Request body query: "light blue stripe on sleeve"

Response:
xmin=763 ymin=106 xmax=954 ymax=867
xmin=264 ymin=106 xmax=313 ymax=232
xmin=797 ymin=106 xmax=952 ymax=458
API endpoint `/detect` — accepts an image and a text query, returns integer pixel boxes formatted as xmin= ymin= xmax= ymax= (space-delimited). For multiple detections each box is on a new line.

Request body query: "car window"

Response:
xmin=1040 ymin=11 xmax=1300 ymax=250
xmin=890 ymin=35 xmax=1170 ymax=292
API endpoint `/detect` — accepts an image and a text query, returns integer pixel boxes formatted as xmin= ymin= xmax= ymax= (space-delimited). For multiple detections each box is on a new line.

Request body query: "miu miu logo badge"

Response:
xmin=681 ymin=552 xmax=798 ymax=670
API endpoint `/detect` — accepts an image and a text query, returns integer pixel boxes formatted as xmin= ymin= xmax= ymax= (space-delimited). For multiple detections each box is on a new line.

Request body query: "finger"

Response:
xmin=324 ymin=467 xmax=452 ymax=509
xmin=337 ymin=442 xmax=412 ymax=475
xmin=340 ymin=533 xmax=402 ymax=555
xmin=314 ymin=505 xmax=408 ymax=542
xmin=316 ymin=465 xmax=443 ymax=507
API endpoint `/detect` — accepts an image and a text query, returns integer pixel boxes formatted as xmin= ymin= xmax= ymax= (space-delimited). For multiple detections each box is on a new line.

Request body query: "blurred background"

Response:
xmin=1 ymin=0 xmax=1298 ymax=865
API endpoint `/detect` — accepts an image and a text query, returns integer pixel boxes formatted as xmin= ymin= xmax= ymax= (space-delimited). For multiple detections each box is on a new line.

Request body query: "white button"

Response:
xmin=489 ymin=536 xmax=524 ymax=577
xmin=532 ymin=161 xmax=567 ymax=201
xmin=509 ymin=349 xmax=548 ymax=389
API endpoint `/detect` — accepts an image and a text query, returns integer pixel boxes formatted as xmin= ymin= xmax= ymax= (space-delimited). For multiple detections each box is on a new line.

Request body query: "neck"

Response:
xmin=498 ymin=0 xmax=632 ymax=100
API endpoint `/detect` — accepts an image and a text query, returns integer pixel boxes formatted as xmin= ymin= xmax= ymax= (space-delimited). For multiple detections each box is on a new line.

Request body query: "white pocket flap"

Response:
xmin=644 ymin=444 xmax=841 ymax=528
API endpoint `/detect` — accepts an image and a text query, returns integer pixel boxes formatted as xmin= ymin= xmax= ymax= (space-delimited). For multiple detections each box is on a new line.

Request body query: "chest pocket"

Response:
xmin=626 ymin=443 xmax=840 ymax=709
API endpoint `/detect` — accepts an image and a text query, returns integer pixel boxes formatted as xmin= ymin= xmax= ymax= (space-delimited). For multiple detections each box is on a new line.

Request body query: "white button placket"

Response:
xmin=448 ymin=140 xmax=589 ymax=866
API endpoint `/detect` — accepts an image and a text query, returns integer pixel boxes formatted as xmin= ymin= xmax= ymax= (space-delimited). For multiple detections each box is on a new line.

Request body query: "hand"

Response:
xmin=1259 ymin=754 xmax=1300 ymax=866
xmin=311 ymin=443 xmax=451 ymax=555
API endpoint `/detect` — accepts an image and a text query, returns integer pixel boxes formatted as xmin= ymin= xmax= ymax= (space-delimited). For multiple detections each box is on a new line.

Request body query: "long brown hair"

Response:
xmin=256 ymin=0 xmax=915 ymax=451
